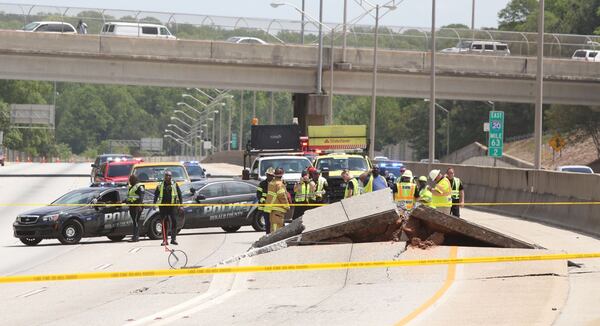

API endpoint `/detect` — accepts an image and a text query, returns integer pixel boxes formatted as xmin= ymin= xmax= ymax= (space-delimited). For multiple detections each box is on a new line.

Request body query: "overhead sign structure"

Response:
xmin=140 ymin=138 xmax=163 ymax=152
xmin=488 ymin=111 xmax=504 ymax=158
xmin=10 ymin=104 xmax=55 ymax=128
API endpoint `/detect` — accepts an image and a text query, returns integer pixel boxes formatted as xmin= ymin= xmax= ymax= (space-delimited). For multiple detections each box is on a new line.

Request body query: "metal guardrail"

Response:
xmin=1 ymin=2 xmax=600 ymax=57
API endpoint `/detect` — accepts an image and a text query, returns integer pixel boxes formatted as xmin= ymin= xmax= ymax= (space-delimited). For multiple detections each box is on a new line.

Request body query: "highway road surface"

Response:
xmin=0 ymin=163 xmax=598 ymax=325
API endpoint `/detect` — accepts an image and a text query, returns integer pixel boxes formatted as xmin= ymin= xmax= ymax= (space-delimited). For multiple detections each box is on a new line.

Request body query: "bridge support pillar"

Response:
xmin=292 ymin=93 xmax=330 ymax=135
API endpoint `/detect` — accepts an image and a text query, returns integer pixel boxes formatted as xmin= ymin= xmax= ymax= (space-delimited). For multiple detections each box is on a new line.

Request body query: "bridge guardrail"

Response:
xmin=1 ymin=2 xmax=600 ymax=58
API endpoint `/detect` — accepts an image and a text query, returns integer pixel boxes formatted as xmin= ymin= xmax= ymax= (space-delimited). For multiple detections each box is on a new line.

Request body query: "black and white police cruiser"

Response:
xmin=13 ymin=183 xmax=184 ymax=246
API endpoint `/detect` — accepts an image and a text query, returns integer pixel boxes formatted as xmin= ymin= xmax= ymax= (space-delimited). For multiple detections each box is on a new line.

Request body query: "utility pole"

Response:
xmin=534 ymin=0 xmax=545 ymax=169
xmin=428 ymin=0 xmax=437 ymax=168
xmin=342 ymin=0 xmax=348 ymax=62
xmin=368 ymin=5 xmax=380 ymax=158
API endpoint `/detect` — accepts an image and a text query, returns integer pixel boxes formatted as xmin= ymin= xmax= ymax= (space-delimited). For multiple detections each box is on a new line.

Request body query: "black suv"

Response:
xmin=13 ymin=184 xmax=184 ymax=246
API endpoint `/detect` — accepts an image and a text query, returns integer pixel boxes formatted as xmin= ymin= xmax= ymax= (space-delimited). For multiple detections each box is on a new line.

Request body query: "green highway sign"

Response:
xmin=231 ymin=133 xmax=238 ymax=150
xmin=488 ymin=111 xmax=504 ymax=158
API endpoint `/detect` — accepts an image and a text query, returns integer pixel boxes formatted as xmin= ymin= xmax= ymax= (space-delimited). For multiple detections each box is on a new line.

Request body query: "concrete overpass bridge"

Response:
xmin=1 ymin=30 xmax=599 ymax=107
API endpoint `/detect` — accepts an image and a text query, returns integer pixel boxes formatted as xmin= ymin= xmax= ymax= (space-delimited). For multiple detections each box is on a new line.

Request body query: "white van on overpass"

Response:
xmin=100 ymin=22 xmax=175 ymax=39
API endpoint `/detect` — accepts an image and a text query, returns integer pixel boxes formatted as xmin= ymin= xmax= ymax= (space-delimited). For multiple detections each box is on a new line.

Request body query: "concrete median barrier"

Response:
xmin=404 ymin=162 xmax=600 ymax=238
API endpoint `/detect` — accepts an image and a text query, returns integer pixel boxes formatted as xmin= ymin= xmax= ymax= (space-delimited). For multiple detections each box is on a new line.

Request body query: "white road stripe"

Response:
xmin=94 ymin=263 xmax=112 ymax=270
xmin=129 ymin=247 xmax=142 ymax=253
xmin=18 ymin=287 xmax=47 ymax=298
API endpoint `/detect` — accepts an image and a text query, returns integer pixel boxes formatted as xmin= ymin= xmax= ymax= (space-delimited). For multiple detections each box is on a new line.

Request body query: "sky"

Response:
xmin=4 ymin=0 xmax=512 ymax=29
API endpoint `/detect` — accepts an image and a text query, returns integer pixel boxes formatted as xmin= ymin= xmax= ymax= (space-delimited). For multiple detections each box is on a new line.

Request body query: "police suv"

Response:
xmin=13 ymin=184 xmax=184 ymax=246
xmin=180 ymin=179 xmax=264 ymax=232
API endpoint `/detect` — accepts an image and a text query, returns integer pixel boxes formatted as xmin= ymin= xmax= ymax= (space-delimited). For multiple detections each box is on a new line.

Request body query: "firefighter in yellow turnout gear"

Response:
xmin=392 ymin=170 xmax=417 ymax=210
xmin=257 ymin=167 xmax=275 ymax=234
xmin=266 ymin=168 xmax=290 ymax=233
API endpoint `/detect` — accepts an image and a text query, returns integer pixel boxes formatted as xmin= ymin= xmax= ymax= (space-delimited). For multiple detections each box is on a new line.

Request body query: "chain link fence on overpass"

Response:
xmin=1 ymin=2 xmax=600 ymax=58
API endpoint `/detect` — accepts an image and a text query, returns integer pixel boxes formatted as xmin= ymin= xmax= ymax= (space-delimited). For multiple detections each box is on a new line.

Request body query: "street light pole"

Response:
xmin=253 ymin=91 xmax=257 ymax=119
xmin=300 ymin=0 xmax=305 ymax=44
xmin=471 ymin=0 xmax=475 ymax=30
xmin=211 ymin=114 xmax=216 ymax=155
xmin=428 ymin=0 xmax=437 ymax=168
xmin=270 ymin=92 xmax=275 ymax=124
xmin=228 ymin=105 xmax=232 ymax=151
xmin=534 ymin=0 xmax=544 ymax=170
xmin=342 ymin=0 xmax=348 ymax=62
xmin=239 ymin=91 xmax=244 ymax=151
xmin=368 ymin=5 xmax=379 ymax=159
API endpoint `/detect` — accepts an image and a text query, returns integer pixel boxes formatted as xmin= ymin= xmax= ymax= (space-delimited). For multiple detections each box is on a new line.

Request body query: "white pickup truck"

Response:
xmin=250 ymin=156 xmax=313 ymax=186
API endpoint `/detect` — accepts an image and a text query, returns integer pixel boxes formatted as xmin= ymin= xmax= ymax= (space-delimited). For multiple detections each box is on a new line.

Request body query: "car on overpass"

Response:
xmin=180 ymin=178 xmax=264 ymax=232
xmin=226 ymin=36 xmax=267 ymax=44
xmin=571 ymin=49 xmax=600 ymax=62
xmin=22 ymin=21 xmax=77 ymax=34
xmin=12 ymin=184 xmax=184 ymax=246
xmin=556 ymin=165 xmax=594 ymax=173
xmin=101 ymin=22 xmax=176 ymax=39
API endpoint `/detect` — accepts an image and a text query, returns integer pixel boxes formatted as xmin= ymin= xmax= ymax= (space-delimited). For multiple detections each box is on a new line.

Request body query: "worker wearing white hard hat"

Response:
xmin=429 ymin=169 xmax=452 ymax=215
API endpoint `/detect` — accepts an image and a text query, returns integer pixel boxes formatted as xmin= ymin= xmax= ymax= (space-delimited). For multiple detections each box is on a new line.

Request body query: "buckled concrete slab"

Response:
xmin=410 ymin=206 xmax=541 ymax=249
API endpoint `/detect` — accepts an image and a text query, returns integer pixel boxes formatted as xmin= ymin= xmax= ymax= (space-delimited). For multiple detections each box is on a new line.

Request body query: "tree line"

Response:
xmin=0 ymin=0 xmax=599 ymax=159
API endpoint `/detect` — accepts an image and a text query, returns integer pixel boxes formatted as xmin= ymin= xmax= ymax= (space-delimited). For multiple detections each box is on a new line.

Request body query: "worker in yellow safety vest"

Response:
xmin=428 ymin=169 xmax=452 ymax=215
xmin=294 ymin=170 xmax=316 ymax=218
xmin=342 ymin=169 xmax=360 ymax=198
xmin=126 ymin=174 xmax=145 ymax=242
xmin=392 ymin=170 xmax=417 ymax=210
xmin=266 ymin=167 xmax=290 ymax=233
xmin=308 ymin=167 xmax=328 ymax=203
xmin=257 ymin=167 xmax=275 ymax=234
xmin=363 ymin=166 xmax=388 ymax=193
xmin=416 ymin=176 xmax=434 ymax=208
xmin=446 ymin=168 xmax=465 ymax=218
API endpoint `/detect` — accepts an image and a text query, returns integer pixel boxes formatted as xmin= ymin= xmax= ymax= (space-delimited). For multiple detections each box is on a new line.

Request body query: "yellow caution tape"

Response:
xmin=1 ymin=201 xmax=600 ymax=207
xmin=1 ymin=252 xmax=599 ymax=284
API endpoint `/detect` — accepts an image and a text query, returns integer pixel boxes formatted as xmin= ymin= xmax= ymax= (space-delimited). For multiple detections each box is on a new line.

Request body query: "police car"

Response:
xmin=12 ymin=184 xmax=184 ymax=246
xmin=180 ymin=178 xmax=263 ymax=233
xmin=182 ymin=161 xmax=207 ymax=181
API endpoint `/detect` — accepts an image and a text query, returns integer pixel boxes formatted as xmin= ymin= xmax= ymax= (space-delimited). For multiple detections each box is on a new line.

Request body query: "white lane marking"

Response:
xmin=151 ymin=290 xmax=239 ymax=325
xmin=94 ymin=263 xmax=112 ymax=270
xmin=129 ymin=247 xmax=142 ymax=253
xmin=18 ymin=287 xmax=47 ymax=298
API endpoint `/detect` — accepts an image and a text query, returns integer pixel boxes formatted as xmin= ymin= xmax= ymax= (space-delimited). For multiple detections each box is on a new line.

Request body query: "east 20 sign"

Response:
xmin=488 ymin=111 xmax=504 ymax=158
